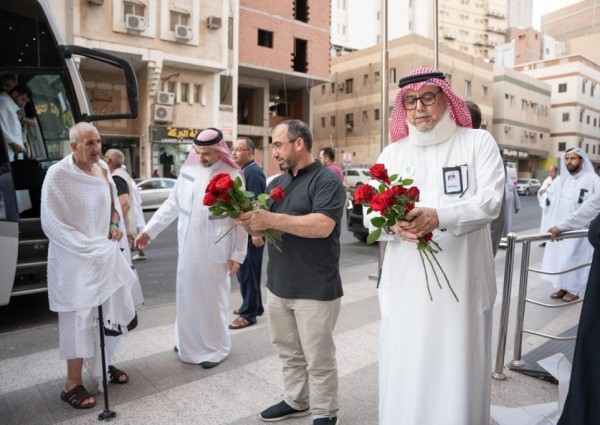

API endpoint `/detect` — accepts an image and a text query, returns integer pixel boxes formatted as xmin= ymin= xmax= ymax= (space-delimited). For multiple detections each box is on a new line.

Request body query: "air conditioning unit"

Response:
xmin=125 ymin=14 xmax=147 ymax=32
xmin=175 ymin=24 xmax=193 ymax=41
xmin=337 ymin=82 xmax=345 ymax=90
xmin=481 ymin=120 xmax=487 ymax=126
xmin=206 ymin=16 xmax=222 ymax=29
xmin=87 ymin=0 xmax=104 ymax=4
xmin=153 ymin=105 xmax=173 ymax=123
xmin=157 ymin=91 xmax=175 ymax=105
xmin=504 ymin=125 xmax=511 ymax=133
xmin=346 ymin=123 xmax=353 ymax=132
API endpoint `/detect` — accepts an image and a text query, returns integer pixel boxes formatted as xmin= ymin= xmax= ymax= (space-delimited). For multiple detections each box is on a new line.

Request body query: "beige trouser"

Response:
xmin=267 ymin=289 xmax=341 ymax=419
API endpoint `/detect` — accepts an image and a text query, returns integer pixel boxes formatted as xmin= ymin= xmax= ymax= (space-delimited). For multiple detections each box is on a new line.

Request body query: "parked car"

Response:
xmin=136 ymin=177 xmax=177 ymax=210
xmin=515 ymin=178 xmax=541 ymax=196
xmin=346 ymin=189 xmax=369 ymax=242
xmin=343 ymin=168 xmax=371 ymax=188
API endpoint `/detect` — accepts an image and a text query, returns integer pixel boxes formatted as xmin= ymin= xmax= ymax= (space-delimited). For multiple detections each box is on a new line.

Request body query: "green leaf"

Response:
xmin=401 ymin=178 xmax=413 ymax=186
xmin=244 ymin=190 xmax=255 ymax=199
xmin=371 ymin=216 xmax=385 ymax=227
xmin=389 ymin=174 xmax=399 ymax=182
xmin=367 ymin=228 xmax=382 ymax=245
xmin=257 ymin=193 xmax=269 ymax=204
xmin=234 ymin=176 xmax=243 ymax=189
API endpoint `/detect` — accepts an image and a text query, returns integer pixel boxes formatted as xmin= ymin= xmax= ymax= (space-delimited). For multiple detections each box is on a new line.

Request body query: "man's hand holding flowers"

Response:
xmin=354 ymin=163 xmax=458 ymax=302
xmin=393 ymin=207 xmax=440 ymax=242
xmin=203 ymin=174 xmax=285 ymax=251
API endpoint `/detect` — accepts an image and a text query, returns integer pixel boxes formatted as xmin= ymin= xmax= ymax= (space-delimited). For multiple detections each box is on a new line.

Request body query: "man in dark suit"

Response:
xmin=229 ymin=137 xmax=266 ymax=329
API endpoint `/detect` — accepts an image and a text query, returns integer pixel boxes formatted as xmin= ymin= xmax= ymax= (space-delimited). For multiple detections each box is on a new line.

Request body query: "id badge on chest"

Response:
xmin=443 ymin=166 xmax=463 ymax=194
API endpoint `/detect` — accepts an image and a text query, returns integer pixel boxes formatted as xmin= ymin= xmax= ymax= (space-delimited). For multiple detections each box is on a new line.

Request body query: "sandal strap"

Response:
xmin=63 ymin=384 xmax=93 ymax=406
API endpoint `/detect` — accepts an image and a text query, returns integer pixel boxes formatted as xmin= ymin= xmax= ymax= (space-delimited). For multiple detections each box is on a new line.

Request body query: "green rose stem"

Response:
xmin=419 ymin=251 xmax=433 ymax=302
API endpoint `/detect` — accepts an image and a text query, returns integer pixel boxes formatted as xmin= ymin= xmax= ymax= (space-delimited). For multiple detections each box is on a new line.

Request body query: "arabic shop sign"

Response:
xmin=151 ymin=125 xmax=202 ymax=143
xmin=502 ymin=148 xmax=529 ymax=159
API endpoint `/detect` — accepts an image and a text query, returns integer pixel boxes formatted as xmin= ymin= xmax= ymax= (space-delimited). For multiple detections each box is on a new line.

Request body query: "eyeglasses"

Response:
xmin=230 ymin=148 xmax=250 ymax=153
xmin=403 ymin=89 xmax=443 ymax=110
xmin=271 ymin=139 xmax=297 ymax=151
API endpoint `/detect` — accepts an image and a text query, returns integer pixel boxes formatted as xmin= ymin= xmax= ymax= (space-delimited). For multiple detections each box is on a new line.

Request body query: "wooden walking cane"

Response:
xmin=97 ymin=305 xmax=117 ymax=421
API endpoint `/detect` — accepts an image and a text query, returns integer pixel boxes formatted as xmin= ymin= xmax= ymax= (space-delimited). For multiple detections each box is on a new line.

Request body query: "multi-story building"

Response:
xmin=50 ymin=0 xmax=235 ymax=178
xmin=331 ymin=0 xmax=508 ymax=63
xmin=541 ymin=0 xmax=600 ymax=41
xmin=507 ymin=0 xmax=533 ymax=28
xmin=492 ymin=67 xmax=552 ymax=177
xmin=49 ymin=0 xmax=330 ymax=179
xmin=312 ymin=33 xmax=495 ymax=167
xmin=237 ymin=0 xmax=331 ymax=176
xmin=516 ymin=55 xmax=600 ymax=168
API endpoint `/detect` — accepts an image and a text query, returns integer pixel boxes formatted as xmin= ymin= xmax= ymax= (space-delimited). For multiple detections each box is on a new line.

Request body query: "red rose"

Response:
xmin=391 ymin=185 xmax=408 ymax=197
xmin=354 ymin=184 xmax=375 ymax=204
xmin=369 ymin=163 xmax=391 ymax=184
xmin=404 ymin=202 xmax=415 ymax=217
xmin=269 ymin=186 xmax=285 ymax=200
xmin=217 ymin=192 xmax=230 ymax=201
xmin=371 ymin=191 xmax=395 ymax=215
xmin=214 ymin=174 xmax=234 ymax=192
xmin=203 ymin=192 xmax=218 ymax=206
xmin=407 ymin=186 xmax=420 ymax=201
xmin=423 ymin=232 xmax=433 ymax=243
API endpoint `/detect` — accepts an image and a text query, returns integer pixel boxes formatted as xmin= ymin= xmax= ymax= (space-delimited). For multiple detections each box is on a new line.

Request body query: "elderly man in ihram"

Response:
xmin=542 ymin=147 xmax=600 ymax=302
xmin=372 ymin=67 xmax=504 ymax=425
xmin=41 ymin=122 xmax=143 ymax=409
xmin=135 ymin=128 xmax=246 ymax=369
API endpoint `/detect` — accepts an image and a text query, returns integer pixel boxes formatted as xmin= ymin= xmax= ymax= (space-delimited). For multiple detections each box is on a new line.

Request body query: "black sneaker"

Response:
xmin=260 ymin=400 xmax=310 ymax=422
xmin=313 ymin=418 xmax=338 ymax=425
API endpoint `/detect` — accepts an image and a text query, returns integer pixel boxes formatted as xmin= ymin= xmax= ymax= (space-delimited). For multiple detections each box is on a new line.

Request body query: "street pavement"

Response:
xmin=0 ymin=223 xmax=581 ymax=424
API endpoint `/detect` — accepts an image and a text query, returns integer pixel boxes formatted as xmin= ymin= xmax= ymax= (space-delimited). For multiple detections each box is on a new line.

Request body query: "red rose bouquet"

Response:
xmin=354 ymin=164 xmax=458 ymax=302
xmin=203 ymin=173 xmax=284 ymax=251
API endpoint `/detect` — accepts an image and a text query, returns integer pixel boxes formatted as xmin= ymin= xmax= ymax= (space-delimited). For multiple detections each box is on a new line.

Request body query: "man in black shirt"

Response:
xmin=239 ymin=119 xmax=346 ymax=425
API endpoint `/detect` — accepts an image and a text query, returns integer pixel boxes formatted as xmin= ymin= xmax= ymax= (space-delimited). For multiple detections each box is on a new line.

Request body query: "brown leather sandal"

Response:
xmin=562 ymin=292 xmax=580 ymax=303
xmin=228 ymin=316 xmax=254 ymax=330
xmin=551 ymin=290 xmax=567 ymax=299
xmin=108 ymin=365 xmax=129 ymax=384
xmin=60 ymin=384 xmax=96 ymax=409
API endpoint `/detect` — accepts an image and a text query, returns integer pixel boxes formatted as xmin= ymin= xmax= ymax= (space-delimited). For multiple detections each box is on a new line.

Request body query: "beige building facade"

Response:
xmin=48 ymin=0 xmax=330 ymax=179
xmin=492 ymin=67 xmax=552 ymax=178
xmin=517 ymin=55 xmax=600 ymax=169
xmin=312 ymin=34 xmax=495 ymax=167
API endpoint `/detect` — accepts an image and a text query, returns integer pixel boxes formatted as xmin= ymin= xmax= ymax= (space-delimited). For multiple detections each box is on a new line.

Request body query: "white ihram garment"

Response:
xmin=373 ymin=112 xmax=504 ymax=425
xmin=41 ymin=155 xmax=143 ymax=385
xmin=541 ymin=170 xmax=600 ymax=295
xmin=143 ymin=160 xmax=247 ymax=364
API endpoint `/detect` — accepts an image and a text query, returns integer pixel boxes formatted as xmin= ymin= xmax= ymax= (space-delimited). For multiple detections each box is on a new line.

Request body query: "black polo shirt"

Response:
xmin=266 ymin=161 xmax=346 ymax=301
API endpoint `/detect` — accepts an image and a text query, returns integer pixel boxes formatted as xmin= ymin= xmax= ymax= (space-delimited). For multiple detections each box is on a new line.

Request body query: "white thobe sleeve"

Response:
xmin=557 ymin=175 xmax=600 ymax=231
xmin=437 ymin=134 xmax=505 ymax=236
xmin=230 ymin=224 xmax=248 ymax=264
xmin=142 ymin=177 xmax=181 ymax=239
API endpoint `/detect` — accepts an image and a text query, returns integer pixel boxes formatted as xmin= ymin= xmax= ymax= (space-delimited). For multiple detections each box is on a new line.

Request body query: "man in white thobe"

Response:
xmin=374 ymin=67 xmax=504 ymax=425
xmin=502 ymin=178 xmax=520 ymax=236
xmin=537 ymin=164 xmax=558 ymax=246
xmin=135 ymin=128 xmax=247 ymax=368
xmin=41 ymin=122 xmax=143 ymax=409
xmin=542 ymin=148 xmax=600 ymax=302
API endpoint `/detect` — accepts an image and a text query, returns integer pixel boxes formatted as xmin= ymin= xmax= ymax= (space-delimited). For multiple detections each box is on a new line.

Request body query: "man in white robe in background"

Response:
xmin=41 ymin=122 xmax=143 ymax=409
xmin=135 ymin=128 xmax=247 ymax=368
xmin=542 ymin=148 xmax=600 ymax=302
xmin=373 ymin=67 xmax=504 ymax=425
xmin=537 ymin=164 xmax=558 ymax=246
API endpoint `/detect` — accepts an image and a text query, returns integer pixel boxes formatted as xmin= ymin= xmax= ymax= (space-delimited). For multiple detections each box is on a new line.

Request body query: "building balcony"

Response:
xmin=486 ymin=9 xmax=506 ymax=19
xmin=485 ymin=25 xmax=506 ymax=34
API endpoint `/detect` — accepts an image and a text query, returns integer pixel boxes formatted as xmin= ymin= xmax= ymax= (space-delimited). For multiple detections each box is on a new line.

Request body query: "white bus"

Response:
xmin=0 ymin=0 xmax=138 ymax=305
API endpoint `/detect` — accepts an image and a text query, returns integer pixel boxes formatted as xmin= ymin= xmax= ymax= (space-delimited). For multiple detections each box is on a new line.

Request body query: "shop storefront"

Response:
xmin=150 ymin=126 xmax=200 ymax=178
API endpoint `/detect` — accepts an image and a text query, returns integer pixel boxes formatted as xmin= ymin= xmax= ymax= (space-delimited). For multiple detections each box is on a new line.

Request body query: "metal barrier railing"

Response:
xmin=492 ymin=229 xmax=589 ymax=380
